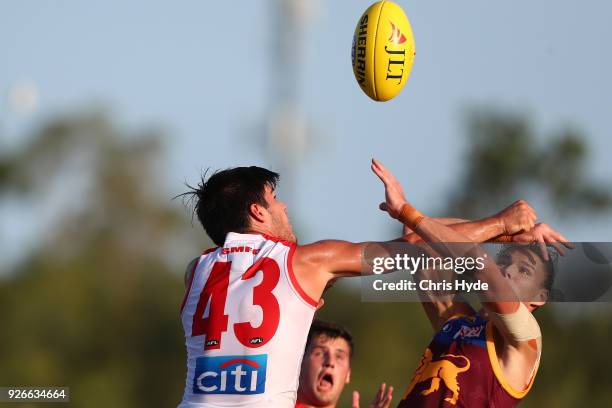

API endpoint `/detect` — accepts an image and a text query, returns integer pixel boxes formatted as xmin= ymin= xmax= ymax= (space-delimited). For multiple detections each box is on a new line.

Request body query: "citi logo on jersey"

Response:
xmin=193 ymin=354 xmax=267 ymax=395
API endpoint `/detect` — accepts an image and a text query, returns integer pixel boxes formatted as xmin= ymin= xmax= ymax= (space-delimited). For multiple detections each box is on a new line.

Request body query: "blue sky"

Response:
xmin=2 ymin=0 xmax=612 ymax=267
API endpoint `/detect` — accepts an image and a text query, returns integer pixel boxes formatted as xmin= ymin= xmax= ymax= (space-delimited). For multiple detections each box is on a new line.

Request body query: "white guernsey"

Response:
xmin=179 ymin=233 xmax=317 ymax=408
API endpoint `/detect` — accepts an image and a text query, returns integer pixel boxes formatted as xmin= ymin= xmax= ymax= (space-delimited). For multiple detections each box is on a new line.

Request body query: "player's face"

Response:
xmin=496 ymin=248 xmax=550 ymax=306
xmin=298 ymin=335 xmax=351 ymax=406
xmin=263 ymin=185 xmax=296 ymax=243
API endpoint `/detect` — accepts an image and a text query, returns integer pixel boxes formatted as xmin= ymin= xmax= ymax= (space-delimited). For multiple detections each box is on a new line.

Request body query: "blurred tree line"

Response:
xmin=0 ymin=108 xmax=611 ymax=407
xmin=0 ymin=110 xmax=207 ymax=407
xmin=446 ymin=109 xmax=612 ymax=217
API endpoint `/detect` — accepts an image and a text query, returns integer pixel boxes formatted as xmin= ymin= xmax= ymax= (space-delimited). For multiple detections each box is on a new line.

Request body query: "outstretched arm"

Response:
xmin=400 ymin=199 xmax=538 ymax=244
xmin=293 ymin=222 xmax=538 ymax=325
xmin=292 ymin=169 xmax=543 ymax=312
xmin=372 ymin=159 xmax=578 ymax=392
xmin=292 ymin=211 xmax=525 ymax=309
xmin=292 ymin=158 xmax=566 ymax=318
xmin=370 ymin=158 xmax=571 ymax=321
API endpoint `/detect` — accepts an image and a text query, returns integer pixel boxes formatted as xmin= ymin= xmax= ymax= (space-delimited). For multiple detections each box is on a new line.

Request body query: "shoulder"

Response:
xmin=295 ymin=239 xmax=369 ymax=258
xmin=486 ymin=320 xmax=541 ymax=399
xmin=293 ymin=240 xmax=366 ymax=272
xmin=291 ymin=240 xmax=360 ymax=299
xmin=294 ymin=240 xmax=353 ymax=261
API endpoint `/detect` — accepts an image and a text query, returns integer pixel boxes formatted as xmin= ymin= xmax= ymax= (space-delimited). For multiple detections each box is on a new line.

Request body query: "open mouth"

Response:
xmin=318 ymin=373 xmax=334 ymax=390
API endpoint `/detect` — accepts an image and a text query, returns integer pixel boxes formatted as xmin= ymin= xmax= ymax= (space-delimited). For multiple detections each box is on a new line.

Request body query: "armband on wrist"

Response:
xmin=398 ymin=203 xmax=425 ymax=230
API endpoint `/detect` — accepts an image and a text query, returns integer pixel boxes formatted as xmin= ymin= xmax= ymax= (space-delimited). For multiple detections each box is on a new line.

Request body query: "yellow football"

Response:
xmin=351 ymin=1 xmax=416 ymax=101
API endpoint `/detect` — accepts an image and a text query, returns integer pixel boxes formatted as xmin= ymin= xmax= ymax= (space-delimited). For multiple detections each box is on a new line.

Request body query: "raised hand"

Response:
xmin=352 ymin=383 xmax=394 ymax=408
xmin=371 ymin=158 xmax=407 ymax=219
xmin=512 ymin=223 xmax=574 ymax=260
xmin=494 ymin=200 xmax=537 ymax=235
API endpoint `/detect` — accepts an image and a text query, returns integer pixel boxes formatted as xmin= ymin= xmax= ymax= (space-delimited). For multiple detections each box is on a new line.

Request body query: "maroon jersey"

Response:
xmin=398 ymin=315 xmax=539 ymax=407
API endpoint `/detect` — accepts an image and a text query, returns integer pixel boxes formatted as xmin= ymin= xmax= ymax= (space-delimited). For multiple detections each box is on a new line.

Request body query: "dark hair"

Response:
xmin=180 ymin=166 xmax=279 ymax=246
xmin=498 ymin=244 xmax=557 ymax=292
xmin=305 ymin=319 xmax=354 ymax=358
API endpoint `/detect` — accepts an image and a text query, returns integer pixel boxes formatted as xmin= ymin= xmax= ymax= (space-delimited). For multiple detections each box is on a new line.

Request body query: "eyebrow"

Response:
xmin=518 ymin=249 xmax=536 ymax=265
xmin=520 ymin=260 xmax=535 ymax=273
xmin=311 ymin=345 xmax=349 ymax=354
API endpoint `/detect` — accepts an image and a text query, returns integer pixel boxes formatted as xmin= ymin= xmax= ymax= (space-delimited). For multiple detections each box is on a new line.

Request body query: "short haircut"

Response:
xmin=180 ymin=166 xmax=279 ymax=246
xmin=305 ymin=319 xmax=354 ymax=358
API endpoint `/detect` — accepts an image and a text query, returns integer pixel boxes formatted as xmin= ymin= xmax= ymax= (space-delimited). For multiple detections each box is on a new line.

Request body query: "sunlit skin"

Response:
xmin=368 ymin=158 xmax=575 ymax=396
xmin=297 ymin=335 xmax=352 ymax=408
xmin=237 ymin=166 xmax=560 ymax=394
xmin=238 ymin=172 xmax=569 ymax=316
xmin=244 ymin=184 xmax=296 ymax=243
xmin=473 ymin=248 xmax=552 ymax=391
xmin=496 ymin=248 xmax=550 ymax=309
xmin=185 ymin=160 xmax=572 ymax=404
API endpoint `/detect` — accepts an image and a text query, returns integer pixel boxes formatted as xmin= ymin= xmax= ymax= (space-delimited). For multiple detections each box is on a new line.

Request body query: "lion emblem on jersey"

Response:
xmin=402 ymin=348 xmax=471 ymax=405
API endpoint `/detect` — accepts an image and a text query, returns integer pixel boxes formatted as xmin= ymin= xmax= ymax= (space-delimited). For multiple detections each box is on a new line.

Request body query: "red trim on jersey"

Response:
xmin=286 ymin=244 xmax=319 ymax=308
xmin=219 ymin=358 xmax=260 ymax=369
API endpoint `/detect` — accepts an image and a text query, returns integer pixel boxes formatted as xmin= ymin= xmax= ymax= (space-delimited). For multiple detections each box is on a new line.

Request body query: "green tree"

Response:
xmin=447 ymin=109 xmax=612 ymax=217
xmin=0 ymin=109 xmax=208 ymax=407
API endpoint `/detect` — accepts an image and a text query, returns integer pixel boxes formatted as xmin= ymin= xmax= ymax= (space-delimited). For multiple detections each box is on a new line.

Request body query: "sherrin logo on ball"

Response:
xmin=351 ymin=1 xmax=416 ymax=101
